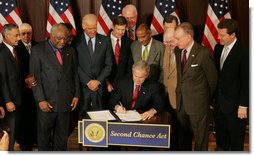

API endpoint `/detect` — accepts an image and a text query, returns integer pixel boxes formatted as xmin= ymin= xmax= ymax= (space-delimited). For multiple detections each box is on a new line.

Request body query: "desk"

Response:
xmin=79 ymin=111 xmax=172 ymax=151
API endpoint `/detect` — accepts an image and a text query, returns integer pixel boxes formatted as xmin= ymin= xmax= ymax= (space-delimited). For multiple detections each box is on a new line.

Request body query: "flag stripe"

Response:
xmin=46 ymin=0 xmax=76 ymax=38
xmin=202 ymin=0 xmax=231 ymax=53
xmin=97 ymin=0 xmax=123 ymax=36
xmin=150 ymin=0 xmax=179 ymax=36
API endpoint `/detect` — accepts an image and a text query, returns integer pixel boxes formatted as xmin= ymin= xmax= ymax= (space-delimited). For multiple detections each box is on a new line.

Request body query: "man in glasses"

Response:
xmin=15 ymin=23 xmax=38 ymax=150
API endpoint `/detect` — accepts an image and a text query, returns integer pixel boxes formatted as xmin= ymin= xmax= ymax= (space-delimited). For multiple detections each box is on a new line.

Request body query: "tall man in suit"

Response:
xmin=74 ymin=14 xmax=113 ymax=116
xmin=30 ymin=23 xmax=80 ymax=150
xmin=122 ymin=4 xmax=138 ymax=41
xmin=174 ymin=22 xmax=217 ymax=150
xmin=109 ymin=60 xmax=164 ymax=120
xmin=16 ymin=23 xmax=37 ymax=150
xmin=214 ymin=19 xmax=249 ymax=151
xmin=0 ymin=24 xmax=21 ymax=151
xmin=131 ymin=23 xmax=165 ymax=82
xmin=107 ymin=16 xmax=133 ymax=93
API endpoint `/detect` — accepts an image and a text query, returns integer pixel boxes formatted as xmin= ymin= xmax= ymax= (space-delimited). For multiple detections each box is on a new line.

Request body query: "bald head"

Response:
xmin=122 ymin=4 xmax=137 ymax=29
xmin=163 ymin=28 xmax=176 ymax=50
xmin=82 ymin=14 xmax=97 ymax=38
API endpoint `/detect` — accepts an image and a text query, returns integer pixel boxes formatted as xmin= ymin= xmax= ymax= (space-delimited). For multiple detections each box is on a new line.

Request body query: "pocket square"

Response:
xmin=191 ymin=64 xmax=198 ymax=67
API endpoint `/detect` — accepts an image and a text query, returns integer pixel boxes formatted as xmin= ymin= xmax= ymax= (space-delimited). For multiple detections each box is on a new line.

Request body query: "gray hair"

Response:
xmin=132 ymin=60 xmax=150 ymax=75
xmin=50 ymin=23 xmax=67 ymax=35
xmin=2 ymin=24 xmax=18 ymax=38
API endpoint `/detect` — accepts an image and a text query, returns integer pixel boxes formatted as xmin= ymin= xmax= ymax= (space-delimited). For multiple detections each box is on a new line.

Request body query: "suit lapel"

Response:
xmin=94 ymin=34 xmax=102 ymax=58
xmin=182 ymin=42 xmax=198 ymax=74
xmin=135 ymin=81 xmax=148 ymax=107
xmin=45 ymin=42 xmax=62 ymax=71
xmin=147 ymin=40 xmax=158 ymax=64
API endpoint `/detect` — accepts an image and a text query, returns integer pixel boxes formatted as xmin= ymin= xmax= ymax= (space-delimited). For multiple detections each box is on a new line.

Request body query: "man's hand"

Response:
xmin=39 ymin=101 xmax=53 ymax=112
xmin=116 ymin=105 xmax=126 ymax=114
xmin=238 ymin=106 xmax=248 ymax=119
xmin=0 ymin=107 xmax=5 ymax=119
xmin=140 ymin=108 xmax=157 ymax=120
xmin=25 ymin=75 xmax=37 ymax=87
xmin=71 ymin=97 xmax=79 ymax=111
xmin=0 ymin=131 xmax=9 ymax=151
xmin=5 ymin=102 xmax=15 ymax=113
xmin=106 ymin=81 xmax=114 ymax=92
xmin=87 ymin=80 xmax=100 ymax=91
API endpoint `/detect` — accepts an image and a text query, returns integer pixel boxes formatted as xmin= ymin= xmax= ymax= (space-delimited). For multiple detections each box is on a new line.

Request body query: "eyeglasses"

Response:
xmin=21 ymin=32 xmax=31 ymax=35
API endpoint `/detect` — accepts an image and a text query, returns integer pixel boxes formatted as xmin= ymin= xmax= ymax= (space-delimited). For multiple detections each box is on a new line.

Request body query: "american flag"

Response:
xmin=46 ymin=0 xmax=76 ymax=37
xmin=0 ymin=0 xmax=22 ymax=42
xmin=97 ymin=0 xmax=123 ymax=36
xmin=202 ymin=0 xmax=231 ymax=53
xmin=150 ymin=0 xmax=179 ymax=35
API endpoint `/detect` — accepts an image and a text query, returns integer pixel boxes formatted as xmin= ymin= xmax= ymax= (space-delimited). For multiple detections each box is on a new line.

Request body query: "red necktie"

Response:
xmin=56 ymin=49 xmax=63 ymax=65
xmin=131 ymin=85 xmax=140 ymax=109
xmin=128 ymin=28 xmax=135 ymax=40
xmin=181 ymin=49 xmax=187 ymax=73
xmin=115 ymin=39 xmax=120 ymax=65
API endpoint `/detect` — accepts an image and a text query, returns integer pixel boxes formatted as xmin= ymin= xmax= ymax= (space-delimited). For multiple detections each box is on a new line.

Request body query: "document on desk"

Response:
xmin=87 ymin=110 xmax=116 ymax=121
xmin=115 ymin=110 xmax=142 ymax=122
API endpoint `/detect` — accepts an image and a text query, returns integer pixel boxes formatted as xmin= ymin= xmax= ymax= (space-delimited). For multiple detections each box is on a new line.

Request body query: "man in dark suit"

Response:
xmin=30 ymin=23 xmax=80 ymax=151
xmin=107 ymin=16 xmax=133 ymax=93
xmin=122 ymin=4 xmax=138 ymax=41
xmin=109 ymin=60 xmax=164 ymax=120
xmin=174 ymin=22 xmax=217 ymax=150
xmin=131 ymin=23 xmax=165 ymax=82
xmin=15 ymin=23 xmax=37 ymax=151
xmin=0 ymin=24 xmax=21 ymax=151
xmin=153 ymin=15 xmax=179 ymax=42
xmin=214 ymin=19 xmax=249 ymax=151
xmin=74 ymin=14 xmax=113 ymax=116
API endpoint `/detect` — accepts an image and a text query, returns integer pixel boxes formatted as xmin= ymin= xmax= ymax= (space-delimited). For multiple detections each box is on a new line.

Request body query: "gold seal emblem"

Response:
xmin=85 ymin=123 xmax=105 ymax=143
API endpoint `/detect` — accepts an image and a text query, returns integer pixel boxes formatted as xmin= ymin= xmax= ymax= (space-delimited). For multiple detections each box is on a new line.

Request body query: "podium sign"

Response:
xmin=79 ymin=119 xmax=170 ymax=148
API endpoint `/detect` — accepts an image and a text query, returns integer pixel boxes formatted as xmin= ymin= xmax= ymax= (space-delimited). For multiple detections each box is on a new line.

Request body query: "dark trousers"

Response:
xmin=176 ymin=104 xmax=209 ymax=151
xmin=37 ymin=110 xmax=70 ymax=151
xmin=5 ymin=111 xmax=16 ymax=151
xmin=215 ymin=107 xmax=247 ymax=151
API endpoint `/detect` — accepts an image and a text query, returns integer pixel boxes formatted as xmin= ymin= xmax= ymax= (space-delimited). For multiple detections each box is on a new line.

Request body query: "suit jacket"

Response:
xmin=163 ymin=47 xmax=177 ymax=109
xmin=108 ymin=36 xmax=133 ymax=86
xmin=74 ymin=33 xmax=113 ymax=109
xmin=131 ymin=38 xmax=165 ymax=82
xmin=175 ymin=42 xmax=217 ymax=115
xmin=214 ymin=41 xmax=249 ymax=113
xmin=0 ymin=43 xmax=21 ymax=107
xmin=108 ymin=77 xmax=164 ymax=113
xmin=16 ymin=41 xmax=37 ymax=100
xmin=30 ymin=41 xmax=80 ymax=112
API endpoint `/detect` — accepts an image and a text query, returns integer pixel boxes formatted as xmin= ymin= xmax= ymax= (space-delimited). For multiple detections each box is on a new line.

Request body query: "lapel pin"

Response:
xmin=143 ymin=92 xmax=146 ymax=94
xmin=192 ymin=54 xmax=195 ymax=57
xmin=99 ymin=41 xmax=102 ymax=44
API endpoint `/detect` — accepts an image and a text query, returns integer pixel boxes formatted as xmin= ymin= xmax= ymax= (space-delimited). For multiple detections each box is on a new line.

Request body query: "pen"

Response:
xmin=119 ymin=101 xmax=126 ymax=112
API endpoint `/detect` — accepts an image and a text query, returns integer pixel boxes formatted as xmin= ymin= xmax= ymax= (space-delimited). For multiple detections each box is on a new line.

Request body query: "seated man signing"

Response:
xmin=108 ymin=60 xmax=164 ymax=120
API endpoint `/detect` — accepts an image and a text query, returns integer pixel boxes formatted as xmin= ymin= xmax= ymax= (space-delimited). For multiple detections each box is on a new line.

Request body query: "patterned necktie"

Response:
xmin=181 ymin=49 xmax=187 ymax=73
xmin=128 ymin=28 xmax=135 ymax=40
xmin=115 ymin=38 xmax=120 ymax=65
xmin=131 ymin=85 xmax=140 ymax=109
xmin=142 ymin=46 xmax=148 ymax=61
xmin=55 ymin=49 xmax=63 ymax=65
xmin=26 ymin=44 xmax=31 ymax=54
xmin=220 ymin=46 xmax=229 ymax=70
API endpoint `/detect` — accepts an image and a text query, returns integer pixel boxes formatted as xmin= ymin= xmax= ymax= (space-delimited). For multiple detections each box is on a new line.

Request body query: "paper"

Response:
xmin=87 ymin=110 xmax=116 ymax=121
xmin=115 ymin=110 xmax=142 ymax=122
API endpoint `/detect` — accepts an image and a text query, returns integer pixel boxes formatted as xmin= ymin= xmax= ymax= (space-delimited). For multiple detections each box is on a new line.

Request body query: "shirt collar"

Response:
xmin=3 ymin=41 xmax=14 ymax=52
xmin=48 ymin=40 xmax=61 ymax=53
